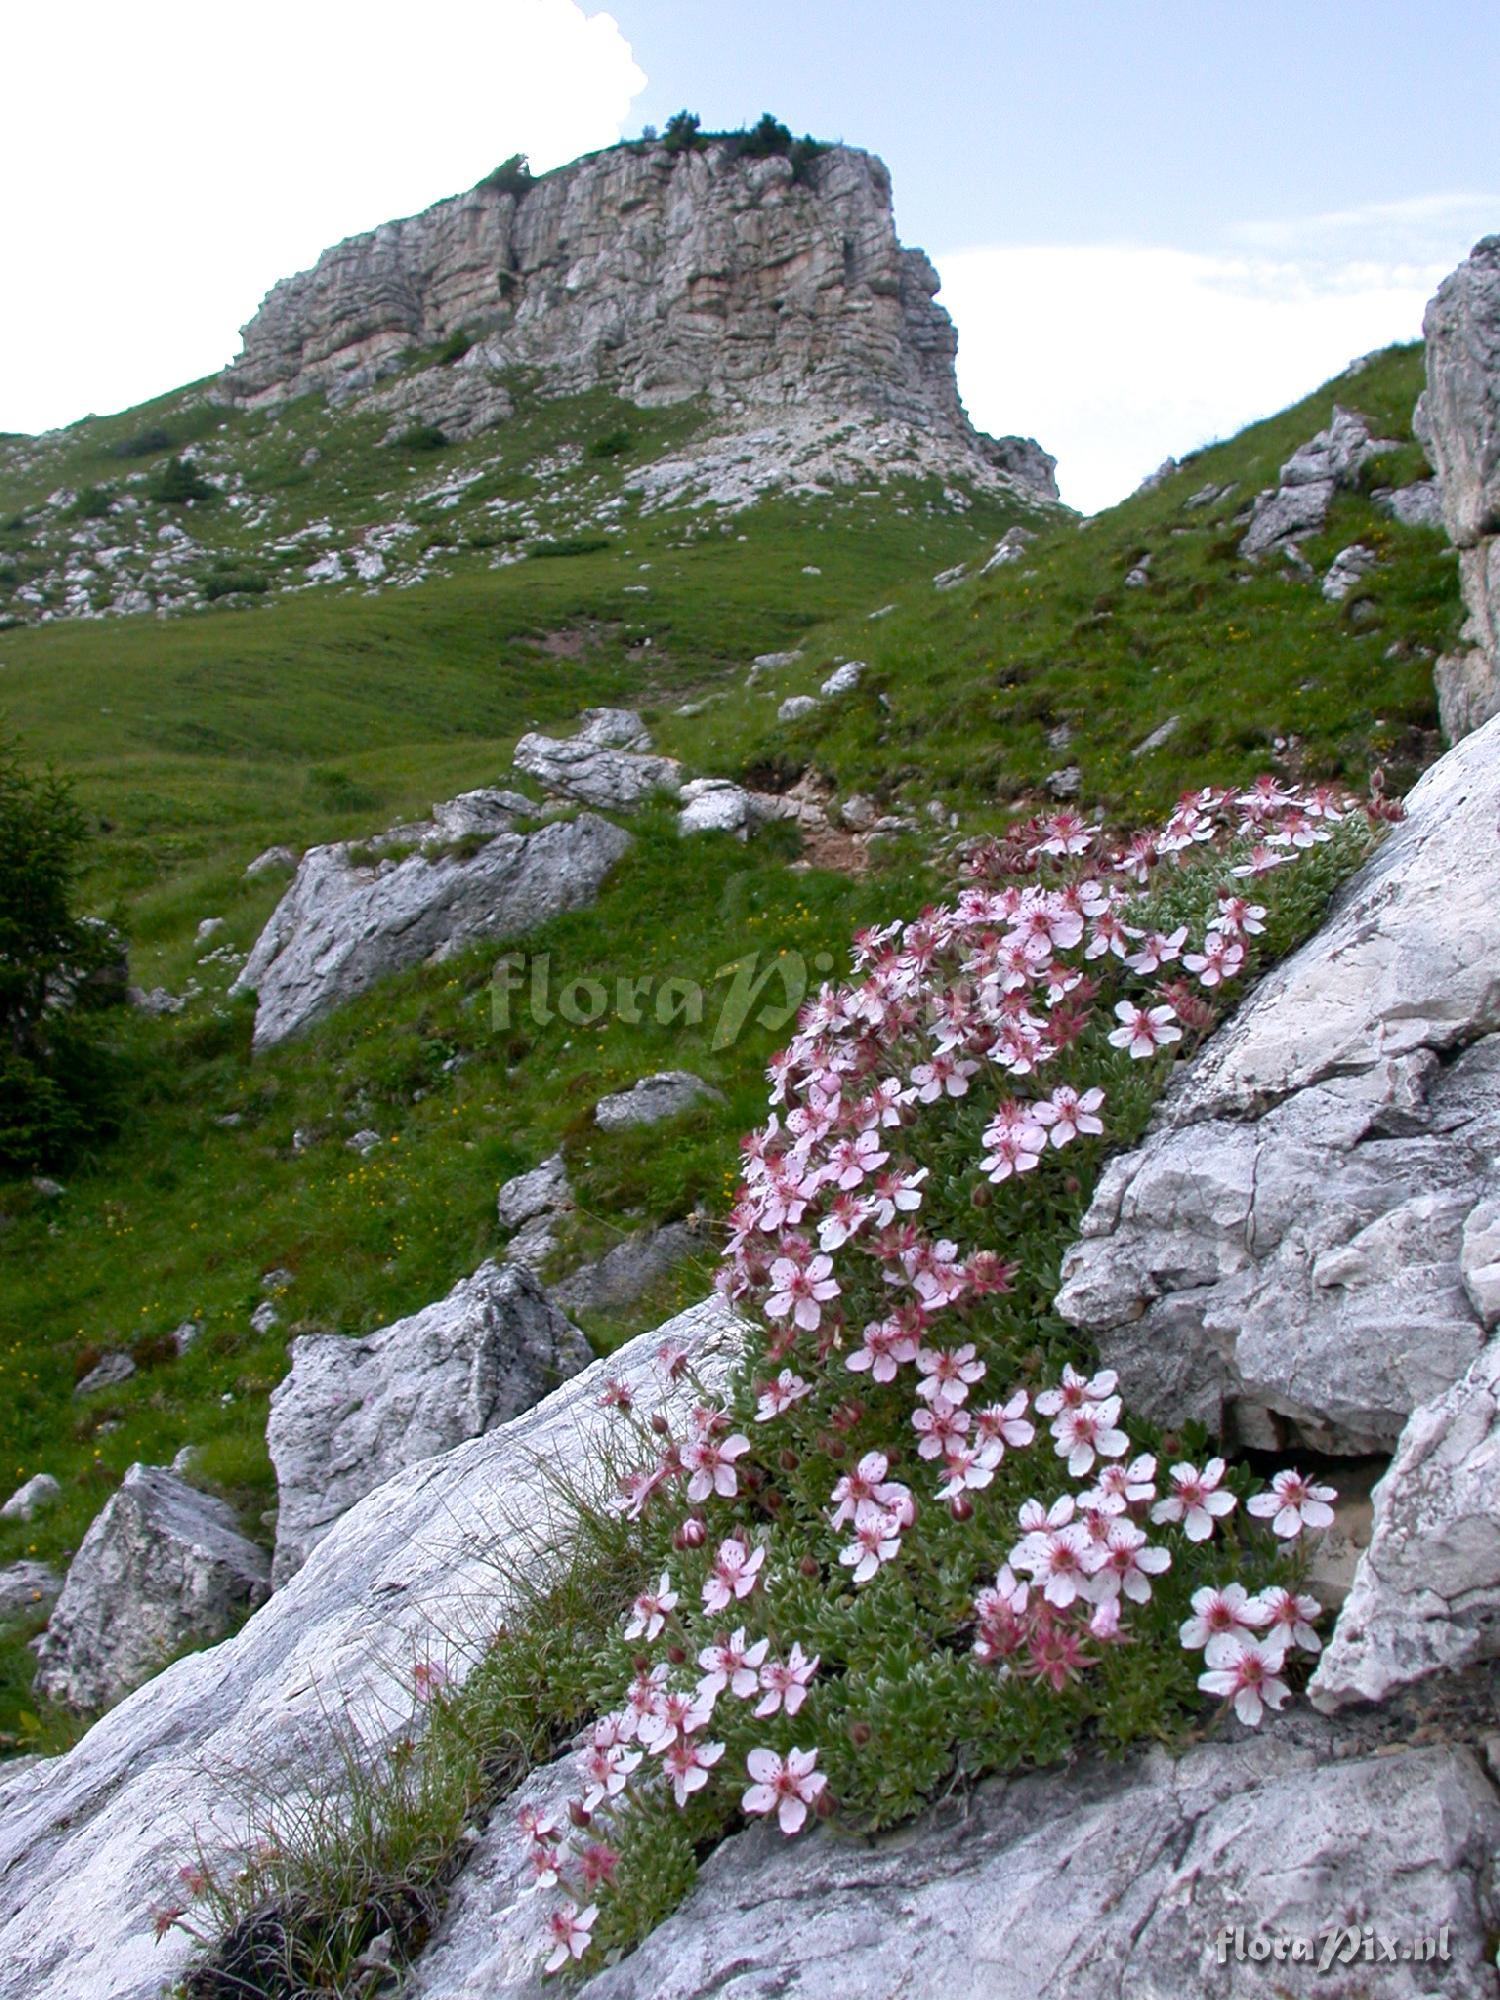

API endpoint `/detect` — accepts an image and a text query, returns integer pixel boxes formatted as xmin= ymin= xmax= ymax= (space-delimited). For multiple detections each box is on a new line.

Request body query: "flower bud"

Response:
xmin=970 ymin=1183 xmax=992 ymax=1209
xmin=568 ymin=1800 xmax=592 ymax=1828
xmin=650 ymin=1413 xmax=670 ymax=1436
xmin=848 ymin=1719 xmax=872 ymax=1747
xmin=666 ymin=1643 xmax=687 ymax=1665
xmin=679 ymin=1514 xmax=707 ymax=1548
xmin=949 ymin=1494 xmax=974 ymax=1523
xmin=779 ymin=1449 xmax=800 ymax=1472
xmin=799 ymin=1554 xmax=821 ymax=1579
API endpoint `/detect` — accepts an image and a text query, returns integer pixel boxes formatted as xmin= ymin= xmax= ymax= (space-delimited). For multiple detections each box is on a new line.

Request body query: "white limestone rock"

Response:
xmin=412 ymin=1712 xmax=1500 ymax=2000
xmin=0 ymin=1472 xmax=61 ymax=1523
xmin=31 ymin=1466 xmax=270 ymax=1711
xmin=1312 ymin=1334 xmax=1500 ymax=1709
xmin=1321 ymin=543 xmax=1379 ymax=601
xmin=0 ymin=1296 xmax=743 ymax=2000
xmin=267 ymin=1260 xmax=591 ymax=1583
xmin=1057 ymin=714 xmax=1500 ymax=1453
xmin=497 ymin=1152 xmax=573 ymax=1232
xmin=777 ymin=694 xmax=821 ymax=723
xmin=0 ymin=1562 xmax=62 ymax=1623
xmin=231 ymin=804 xmax=630 ymax=1048
xmin=513 ymin=709 xmax=681 ymax=809
xmin=593 ymin=1070 xmax=723 ymax=1130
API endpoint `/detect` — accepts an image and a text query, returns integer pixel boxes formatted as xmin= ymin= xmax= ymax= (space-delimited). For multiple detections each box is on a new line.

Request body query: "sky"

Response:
xmin=3 ymin=0 xmax=1497 ymax=510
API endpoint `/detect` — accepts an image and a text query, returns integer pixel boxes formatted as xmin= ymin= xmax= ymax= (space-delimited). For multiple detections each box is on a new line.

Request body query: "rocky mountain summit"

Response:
xmin=224 ymin=139 xmax=1056 ymax=507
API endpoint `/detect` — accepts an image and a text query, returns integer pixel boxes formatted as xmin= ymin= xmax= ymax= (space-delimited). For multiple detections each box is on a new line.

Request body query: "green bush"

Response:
xmin=0 ymin=737 xmax=121 ymax=1172
xmin=112 ymin=424 xmax=174 ymax=460
xmin=390 ymin=424 xmax=448 ymax=454
xmin=528 ymin=536 xmax=611 ymax=559
xmin=436 ymin=328 xmax=474 ymax=366
xmin=67 ymin=486 xmax=115 ymax=521
xmin=481 ymin=153 xmax=533 ymax=198
xmin=203 ymin=571 xmax=269 ymax=601
xmin=587 ymin=427 xmax=634 ymax=460
xmin=151 ymin=457 xmax=215 ymax=505
xmin=662 ymin=110 xmax=703 ymax=154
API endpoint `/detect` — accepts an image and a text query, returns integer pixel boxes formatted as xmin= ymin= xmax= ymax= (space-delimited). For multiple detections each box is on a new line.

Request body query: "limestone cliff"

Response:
xmin=224 ymin=140 xmax=1057 ymax=502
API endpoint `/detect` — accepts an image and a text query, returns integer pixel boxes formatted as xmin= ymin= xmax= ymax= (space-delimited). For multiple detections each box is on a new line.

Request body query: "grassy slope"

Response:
xmin=0 ymin=340 xmax=1462 ymax=1751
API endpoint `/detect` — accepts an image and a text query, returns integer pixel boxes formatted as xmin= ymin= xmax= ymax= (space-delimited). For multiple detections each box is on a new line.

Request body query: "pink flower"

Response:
xmin=1033 ymin=1084 xmax=1105 ymax=1147
xmin=766 ymin=1253 xmax=841 ymax=1333
xmin=697 ymin=1628 xmax=770 ymax=1700
xmin=1083 ymin=1452 xmax=1157 ymax=1512
xmin=754 ymin=1642 xmax=820 ymax=1718
xmin=1011 ymin=1495 xmax=1101 ymax=1608
xmin=623 ymin=1663 xmax=670 ymax=1737
xmin=915 ymin=1343 xmax=986 ymax=1409
xmin=911 ymin=1400 xmax=969 ymax=1460
xmin=818 ymin=1191 xmax=871 ymax=1251
xmin=411 ymin=1660 xmax=450 ymax=1703
xmin=1231 ymin=842 xmax=1293 ymax=878
xmin=1247 ymin=1468 xmax=1336 ymax=1539
xmin=845 ymin=1315 xmax=921 ymax=1383
xmin=1034 ymin=1364 xmax=1118 ymax=1418
xmin=1258 ymin=1585 xmax=1324 ymax=1653
xmin=868 ymin=1166 xmax=928 ymax=1227
xmin=1034 ymin=809 xmax=1099 ymax=857
xmin=1089 ymin=1519 xmax=1171 ymax=1604
xmin=755 ymin=1370 xmax=812 ymax=1421
xmin=625 ymin=1573 xmax=678 ymax=1641
xmin=1198 ymin=1631 xmax=1291 ymax=1726
xmin=1178 ymin=1581 xmax=1268 ymax=1651
xmin=1107 ymin=1001 xmax=1183 ymax=1059
xmin=936 ymin=1439 xmax=1003 ymax=1501
xmin=828 ymin=1128 xmax=889 ymax=1189
xmin=577 ymin=1740 xmax=641 ymax=1811
xmin=839 ymin=1509 xmax=904 ymax=1583
xmin=1211 ymin=894 xmax=1266 ymax=938
xmin=684 ymin=1430 xmax=751 ymax=1503
xmin=829 ymin=1451 xmax=893 ymax=1527
xmin=660 ymin=1734 xmax=725 ymax=1806
xmin=1183 ymin=931 xmax=1245 ymax=987
xmin=1125 ymin=925 xmax=1188 ymax=974
xmin=742 ymin=1747 xmax=826 ymax=1834
xmin=1049 ymin=1394 xmax=1128 ymax=1476
xmin=638 ymin=1687 xmax=717 ymax=1751
xmin=1151 ymin=1458 xmax=1237 ymax=1541
xmin=703 ymin=1539 xmax=766 ymax=1613
xmin=980 ymin=1117 xmax=1046 ymax=1183
xmin=908 ymin=1053 xmax=979 ymax=1103
xmin=973 ymin=1389 xmax=1035 ymax=1452
xmin=543 ymin=1901 xmax=598 ymax=1974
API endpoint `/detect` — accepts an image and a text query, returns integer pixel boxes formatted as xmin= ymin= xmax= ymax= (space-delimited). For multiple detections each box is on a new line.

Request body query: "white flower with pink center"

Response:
xmin=828 ymin=1128 xmax=889 ymax=1190
xmin=845 ymin=1315 xmax=921 ymax=1383
xmin=683 ymin=1430 xmax=751 ymax=1503
xmin=973 ymin=1389 xmax=1035 ymax=1452
xmin=638 ymin=1687 xmax=716 ymax=1752
xmin=915 ymin=1343 xmax=986 ymax=1409
xmin=908 ymin=1052 xmax=979 ymax=1102
xmin=912 ymin=1400 xmax=970 ymax=1460
xmin=1090 ymin=1519 xmax=1171 ymax=1604
xmin=1183 ymin=930 xmax=1245 ymax=987
xmin=980 ymin=1118 xmax=1046 ymax=1183
xmin=1049 ymin=1393 xmax=1128 ymax=1476
xmin=1258 ymin=1585 xmax=1324 ymax=1652
xmin=839 ymin=1509 xmax=904 ymax=1583
xmin=755 ymin=1370 xmax=812 ymax=1422
xmin=577 ymin=1740 xmax=641 ymax=1811
xmin=754 ymin=1642 xmax=820 ymax=1718
xmin=544 ymin=1901 xmax=598 ymax=1974
xmin=625 ymin=1573 xmax=678 ymax=1641
xmin=660 ymin=1734 xmax=724 ymax=1807
xmin=1231 ymin=841 xmax=1294 ymax=877
xmin=697 ymin=1628 xmax=770 ymax=1700
xmin=1107 ymin=1000 xmax=1183 ymax=1059
xmin=1247 ymin=1468 xmax=1337 ymax=1539
xmin=1210 ymin=893 xmax=1266 ymax=938
xmin=1151 ymin=1458 xmax=1237 ymax=1541
xmin=742 ymin=1746 xmax=826 ymax=1834
xmin=1083 ymin=1451 xmax=1157 ymax=1512
xmin=868 ymin=1166 xmax=928 ymax=1227
xmin=1178 ymin=1581 xmax=1268 ymax=1651
xmin=829 ymin=1451 xmax=892 ymax=1528
xmin=1033 ymin=1084 xmax=1105 ymax=1146
xmin=1034 ymin=1364 xmax=1118 ymax=1418
xmin=1198 ymin=1630 xmax=1291 ymax=1726
xmin=1125 ymin=925 xmax=1188 ymax=974
xmin=818 ymin=1191 xmax=871 ymax=1251
xmin=765 ymin=1253 xmax=841 ymax=1333
xmin=1011 ymin=1495 xmax=1102 ymax=1609
xmin=702 ymin=1539 xmax=765 ymax=1614
xmin=936 ymin=1438 xmax=1003 ymax=1500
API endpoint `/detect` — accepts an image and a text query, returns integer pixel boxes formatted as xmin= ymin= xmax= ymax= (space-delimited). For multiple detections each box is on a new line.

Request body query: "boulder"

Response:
xmin=1379 ymin=479 xmax=1444 ymax=529
xmin=1057 ymin=713 xmax=1500 ymax=1453
xmin=1239 ymin=478 xmax=1334 ymax=556
xmin=267 ymin=1260 xmax=591 ymax=1584
xmin=513 ymin=710 xmax=681 ymax=810
xmin=0 ymin=1297 xmax=742 ymax=2000
xmin=0 ymin=1562 xmax=62 ymax=1624
xmin=1321 ymin=543 xmax=1378 ymax=601
xmin=0 ymin=1472 xmax=60 ymax=1522
xmin=411 ymin=1702 xmax=1500 ymax=2000
xmin=819 ymin=661 xmax=864 ymax=696
xmin=777 ymin=694 xmax=821 ymax=723
xmin=979 ymin=523 xmax=1037 ymax=572
xmin=231 ymin=804 xmax=630 ymax=1048
xmin=552 ymin=1221 xmax=703 ymax=1319
xmin=74 ymin=1353 xmax=135 ymax=1398
xmin=1420 ymin=237 xmax=1500 ymax=739
xmin=31 ymin=1467 xmax=270 ymax=1711
xmin=677 ymin=778 xmax=783 ymax=840
xmin=1240 ymin=406 xmax=1397 ymax=558
xmin=1311 ymin=1333 xmax=1500 ymax=1710
xmin=244 ymin=843 xmax=296 ymax=878
xmin=594 ymin=1070 xmax=723 ymax=1130
xmin=497 ymin=1152 xmax=573 ymax=1231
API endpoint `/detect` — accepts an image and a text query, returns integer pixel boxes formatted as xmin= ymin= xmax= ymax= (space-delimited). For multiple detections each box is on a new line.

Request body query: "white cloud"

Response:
xmin=938 ymin=206 xmax=1496 ymax=515
xmin=1 ymin=1 xmax=645 ymax=434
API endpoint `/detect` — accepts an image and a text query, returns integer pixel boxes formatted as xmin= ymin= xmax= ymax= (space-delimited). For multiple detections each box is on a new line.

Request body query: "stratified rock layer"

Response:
xmin=223 ymin=142 xmax=1056 ymax=502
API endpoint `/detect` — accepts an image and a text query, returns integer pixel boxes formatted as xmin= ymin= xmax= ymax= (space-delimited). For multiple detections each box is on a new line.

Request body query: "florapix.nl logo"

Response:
xmin=490 ymin=948 xmax=838 ymax=1052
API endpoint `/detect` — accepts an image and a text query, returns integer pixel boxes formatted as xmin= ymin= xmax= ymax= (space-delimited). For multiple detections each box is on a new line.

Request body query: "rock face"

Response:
xmin=552 ymin=1220 xmax=703 ymax=1318
xmin=0 ymin=1561 xmax=62 ymax=1623
xmin=1056 ymin=713 xmax=1500 ymax=1454
xmin=0 ymin=1471 xmax=60 ymax=1522
xmin=410 ymin=1701 xmax=1500 ymax=2000
xmin=512 ymin=709 xmax=681 ymax=810
xmin=231 ymin=797 xmax=630 ymax=1047
xmin=31 ymin=1466 xmax=270 ymax=1711
xmin=0 ymin=1296 xmax=742 ymax=2000
xmin=1419 ymin=235 xmax=1500 ymax=739
xmin=223 ymin=142 xmax=1056 ymax=504
xmin=1311 ymin=1333 xmax=1500 ymax=1710
xmin=266 ymin=1260 xmax=591 ymax=1584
